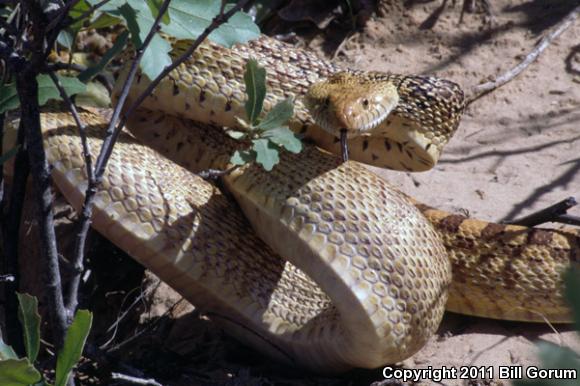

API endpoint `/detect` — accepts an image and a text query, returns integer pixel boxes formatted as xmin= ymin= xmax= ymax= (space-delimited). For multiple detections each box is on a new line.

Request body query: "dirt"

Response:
xmin=309 ymin=0 xmax=580 ymax=384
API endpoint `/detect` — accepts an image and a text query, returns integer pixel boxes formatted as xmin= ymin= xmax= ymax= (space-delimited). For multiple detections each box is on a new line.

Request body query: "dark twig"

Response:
xmin=45 ymin=0 xmax=82 ymax=32
xmin=47 ymin=71 xmax=96 ymax=316
xmin=556 ymin=215 xmax=580 ymax=227
xmin=466 ymin=4 xmax=580 ymax=105
xmin=110 ymin=373 xmax=162 ymax=386
xmin=197 ymin=166 xmax=239 ymax=180
xmin=16 ymin=70 xmax=68 ymax=349
xmin=505 ymin=197 xmax=580 ymax=227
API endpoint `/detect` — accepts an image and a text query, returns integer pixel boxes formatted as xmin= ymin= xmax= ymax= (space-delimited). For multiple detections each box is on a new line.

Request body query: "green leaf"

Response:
xmin=0 ymin=75 xmax=85 ymax=114
xmin=256 ymin=97 xmax=294 ymax=131
xmin=75 ymin=81 xmax=112 ymax=108
xmin=0 ymin=338 xmax=18 ymax=361
xmin=0 ymin=146 xmax=19 ymax=166
xmin=140 ymin=34 xmax=172 ymax=80
xmin=564 ymin=266 xmax=580 ymax=333
xmin=16 ymin=293 xmax=40 ymax=363
xmin=55 ymin=310 xmax=92 ymax=386
xmin=88 ymin=13 xmax=123 ymax=29
xmin=94 ymin=0 xmax=259 ymax=47
xmin=253 ymin=138 xmax=279 ymax=171
xmin=56 ymin=29 xmax=75 ymax=50
xmin=68 ymin=0 xmax=91 ymax=31
xmin=0 ymin=83 xmax=19 ymax=114
xmin=79 ymin=30 xmax=129 ymax=82
xmin=244 ymin=59 xmax=266 ymax=125
xmin=101 ymin=1 xmax=171 ymax=80
xmin=0 ymin=358 xmax=42 ymax=386
xmin=146 ymin=0 xmax=170 ymax=25
xmin=37 ymin=75 xmax=86 ymax=107
xmin=118 ymin=3 xmax=142 ymax=47
xmin=263 ymin=127 xmax=302 ymax=154
xmin=93 ymin=0 xmax=258 ymax=79
xmin=230 ymin=149 xmax=254 ymax=166
xmin=156 ymin=0 xmax=259 ymax=47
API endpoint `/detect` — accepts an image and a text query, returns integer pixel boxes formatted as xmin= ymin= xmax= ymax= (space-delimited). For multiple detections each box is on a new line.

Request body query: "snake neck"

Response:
xmin=114 ymin=35 xmax=466 ymax=172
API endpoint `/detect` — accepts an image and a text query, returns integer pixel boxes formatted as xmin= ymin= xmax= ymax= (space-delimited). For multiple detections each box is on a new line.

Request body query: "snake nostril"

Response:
xmin=362 ymin=99 xmax=369 ymax=109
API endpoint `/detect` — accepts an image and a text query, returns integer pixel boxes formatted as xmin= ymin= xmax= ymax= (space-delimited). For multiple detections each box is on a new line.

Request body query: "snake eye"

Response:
xmin=362 ymin=99 xmax=369 ymax=109
xmin=324 ymin=97 xmax=330 ymax=107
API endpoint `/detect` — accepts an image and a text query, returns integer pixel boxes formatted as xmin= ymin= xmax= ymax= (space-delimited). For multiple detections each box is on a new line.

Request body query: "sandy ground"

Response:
xmin=316 ymin=0 xmax=580 ymax=384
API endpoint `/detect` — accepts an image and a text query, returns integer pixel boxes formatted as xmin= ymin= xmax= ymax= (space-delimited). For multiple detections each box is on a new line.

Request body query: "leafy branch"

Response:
xmin=228 ymin=59 xmax=302 ymax=171
xmin=0 ymin=293 xmax=92 ymax=386
xmin=0 ymin=0 xmax=259 ymax=383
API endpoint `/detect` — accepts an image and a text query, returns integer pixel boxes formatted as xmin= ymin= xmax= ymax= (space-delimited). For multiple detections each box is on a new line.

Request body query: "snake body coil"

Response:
xmin=36 ymin=35 xmax=580 ymax=372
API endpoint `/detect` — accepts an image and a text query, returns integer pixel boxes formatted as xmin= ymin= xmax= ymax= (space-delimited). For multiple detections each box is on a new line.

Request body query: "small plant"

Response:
xmin=0 ymin=293 xmax=92 ymax=386
xmin=513 ymin=267 xmax=580 ymax=386
xmin=228 ymin=59 xmax=302 ymax=171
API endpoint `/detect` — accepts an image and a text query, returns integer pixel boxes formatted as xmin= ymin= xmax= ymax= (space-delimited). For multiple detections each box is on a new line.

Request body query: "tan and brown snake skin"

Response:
xmin=33 ymin=35 xmax=580 ymax=372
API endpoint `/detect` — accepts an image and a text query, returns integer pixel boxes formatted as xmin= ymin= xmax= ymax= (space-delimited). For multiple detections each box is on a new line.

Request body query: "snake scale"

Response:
xmin=35 ymin=35 xmax=580 ymax=372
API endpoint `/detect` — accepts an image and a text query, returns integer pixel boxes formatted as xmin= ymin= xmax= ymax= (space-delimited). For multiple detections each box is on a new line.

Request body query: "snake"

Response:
xmin=32 ymin=35 xmax=580 ymax=373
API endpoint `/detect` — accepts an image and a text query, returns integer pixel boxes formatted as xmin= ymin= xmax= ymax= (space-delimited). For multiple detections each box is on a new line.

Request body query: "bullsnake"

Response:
xmin=34 ymin=35 xmax=579 ymax=372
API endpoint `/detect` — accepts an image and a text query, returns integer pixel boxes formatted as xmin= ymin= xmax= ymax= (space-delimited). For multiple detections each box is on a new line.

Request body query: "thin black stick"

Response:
xmin=12 ymin=0 xmax=70 ymax=352
xmin=506 ymin=197 xmax=579 ymax=227
xmin=15 ymin=70 xmax=69 ymax=349
xmin=45 ymin=0 xmax=82 ymax=32
xmin=466 ymin=4 xmax=580 ymax=105
xmin=47 ymin=71 xmax=97 ymax=316
xmin=556 ymin=214 xmax=580 ymax=227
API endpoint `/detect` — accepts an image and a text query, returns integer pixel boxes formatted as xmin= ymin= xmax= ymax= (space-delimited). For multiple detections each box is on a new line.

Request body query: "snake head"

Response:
xmin=305 ymin=71 xmax=400 ymax=137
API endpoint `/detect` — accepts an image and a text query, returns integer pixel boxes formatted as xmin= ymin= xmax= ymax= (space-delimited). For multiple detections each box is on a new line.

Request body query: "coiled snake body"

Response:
xmin=38 ymin=35 xmax=579 ymax=372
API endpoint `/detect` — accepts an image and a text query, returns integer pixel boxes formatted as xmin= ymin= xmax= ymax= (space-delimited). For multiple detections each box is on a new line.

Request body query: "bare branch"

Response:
xmin=466 ymin=5 xmax=580 ymax=105
xmin=13 ymin=0 xmax=70 ymax=351
xmin=16 ymin=70 xmax=68 ymax=348
xmin=47 ymin=71 xmax=99 ymax=315
xmin=505 ymin=197 xmax=580 ymax=227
